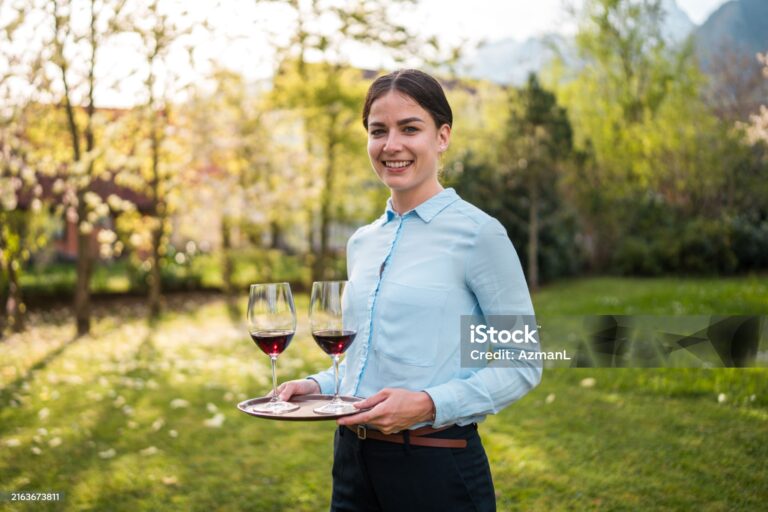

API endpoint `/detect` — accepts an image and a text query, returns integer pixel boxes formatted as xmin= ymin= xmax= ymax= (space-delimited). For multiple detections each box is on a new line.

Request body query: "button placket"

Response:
xmin=351 ymin=215 xmax=406 ymax=395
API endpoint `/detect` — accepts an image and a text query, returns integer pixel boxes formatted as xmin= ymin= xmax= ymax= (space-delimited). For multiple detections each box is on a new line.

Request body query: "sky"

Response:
xmin=8 ymin=0 xmax=727 ymax=108
xmin=407 ymin=0 xmax=728 ymax=44
xmin=194 ymin=0 xmax=730 ymax=80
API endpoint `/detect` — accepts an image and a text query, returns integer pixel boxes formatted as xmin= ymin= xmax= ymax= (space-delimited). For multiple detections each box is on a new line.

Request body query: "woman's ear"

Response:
xmin=438 ymin=124 xmax=451 ymax=153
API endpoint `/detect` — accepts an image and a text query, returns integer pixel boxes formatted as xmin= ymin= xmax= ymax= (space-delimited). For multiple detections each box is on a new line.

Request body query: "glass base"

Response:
xmin=250 ymin=399 xmax=299 ymax=414
xmin=313 ymin=399 xmax=358 ymax=415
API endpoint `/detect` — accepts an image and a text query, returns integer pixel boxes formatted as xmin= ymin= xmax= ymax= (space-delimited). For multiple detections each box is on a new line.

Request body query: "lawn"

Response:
xmin=1 ymin=277 xmax=766 ymax=511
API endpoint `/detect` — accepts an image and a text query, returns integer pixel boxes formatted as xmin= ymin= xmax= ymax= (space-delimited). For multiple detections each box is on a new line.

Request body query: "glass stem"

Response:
xmin=270 ymin=356 xmax=278 ymax=403
xmin=333 ymin=354 xmax=340 ymax=401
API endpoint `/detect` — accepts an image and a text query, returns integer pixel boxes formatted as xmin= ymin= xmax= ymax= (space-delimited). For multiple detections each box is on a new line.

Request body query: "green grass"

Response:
xmin=0 ymin=277 xmax=766 ymax=511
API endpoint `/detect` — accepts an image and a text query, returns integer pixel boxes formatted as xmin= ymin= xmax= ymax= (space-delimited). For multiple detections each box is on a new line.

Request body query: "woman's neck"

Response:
xmin=390 ymin=181 xmax=444 ymax=215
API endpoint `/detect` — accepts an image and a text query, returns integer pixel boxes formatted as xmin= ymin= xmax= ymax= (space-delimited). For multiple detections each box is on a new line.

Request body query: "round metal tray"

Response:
xmin=237 ymin=394 xmax=368 ymax=421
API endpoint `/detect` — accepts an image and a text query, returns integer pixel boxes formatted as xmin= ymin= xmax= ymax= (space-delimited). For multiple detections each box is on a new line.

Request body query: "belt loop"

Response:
xmin=357 ymin=425 xmax=367 ymax=440
xmin=403 ymin=430 xmax=411 ymax=455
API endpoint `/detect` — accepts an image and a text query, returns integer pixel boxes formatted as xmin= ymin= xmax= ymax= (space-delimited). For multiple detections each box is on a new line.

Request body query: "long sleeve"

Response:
xmin=424 ymin=218 xmax=542 ymax=427
xmin=307 ymin=357 xmax=347 ymax=395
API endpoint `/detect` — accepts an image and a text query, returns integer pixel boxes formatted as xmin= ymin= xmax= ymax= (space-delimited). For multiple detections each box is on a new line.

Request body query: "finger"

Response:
xmin=336 ymin=401 xmax=386 ymax=426
xmin=278 ymin=383 xmax=296 ymax=401
xmin=353 ymin=389 xmax=390 ymax=409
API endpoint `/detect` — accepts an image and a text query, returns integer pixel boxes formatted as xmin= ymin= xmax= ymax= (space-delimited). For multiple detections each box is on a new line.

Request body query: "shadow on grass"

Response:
xmin=0 ymin=333 xmax=80 ymax=408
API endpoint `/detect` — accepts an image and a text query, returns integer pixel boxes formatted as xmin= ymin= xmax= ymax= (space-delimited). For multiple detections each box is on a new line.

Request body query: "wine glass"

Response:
xmin=247 ymin=282 xmax=299 ymax=414
xmin=310 ymin=280 xmax=358 ymax=415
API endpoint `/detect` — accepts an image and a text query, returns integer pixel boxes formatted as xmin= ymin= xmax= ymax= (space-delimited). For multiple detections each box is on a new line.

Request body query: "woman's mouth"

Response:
xmin=383 ymin=160 xmax=413 ymax=172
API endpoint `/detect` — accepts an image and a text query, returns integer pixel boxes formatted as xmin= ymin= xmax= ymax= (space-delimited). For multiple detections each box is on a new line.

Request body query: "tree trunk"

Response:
xmin=269 ymin=221 xmax=283 ymax=251
xmin=149 ymin=219 xmax=162 ymax=318
xmin=316 ymin=111 xmax=338 ymax=282
xmin=74 ymin=197 xmax=93 ymax=335
xmin=148 ymin=130 xmax=163 ymax=318
xmin=221 ymin=215 xmax=234 ymax=295
xmin=306 ymin=207 xmax=317 ymax=282
xmin=5 ymin=252 xmax=24 ymax=333
xmin=527 ymin=177 xmax=540 ymax=293
xmin=75 ymin=0 xmax=97 ymax=336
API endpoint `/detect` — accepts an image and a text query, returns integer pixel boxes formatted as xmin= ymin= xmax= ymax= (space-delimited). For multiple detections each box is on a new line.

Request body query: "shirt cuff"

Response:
xmin=306 ymin=373 xmax=335 ymax=395
xmin=422 ymin=384 xmax=459 ymax=428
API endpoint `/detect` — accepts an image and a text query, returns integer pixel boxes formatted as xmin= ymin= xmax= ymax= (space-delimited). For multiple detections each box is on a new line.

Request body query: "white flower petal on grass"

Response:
xmin=113 ymin=396 xmax=126 ymax=407
xmin=99 ymin=448 xmax=116 ymax=459
xmin=206 ymin=402 xmax=218 ymax=413
xmin=31 ymin=446 xmax=42 ymax=455
xmin=203 ymin=413 xmax=225 ymax=428
xmin=140 ymin=446 xmax=159 ymax=456
xmin=717 ymin=393 xmax=727 ymax=404
xmin=122 ymin=405 xmax=134 ymax=416
xmin=750 ymin=394 xmax=756 ymax=402
xmin=49 ymin=437 xmax=62 ymax=448
xmin=37 ymin=428 xmax=48 ymax=437
xmin=223 ymin=392 xmax=234 ymax=401
xmin=4 ymin=438 xmax=21 ymax=447
xmin=580 ymin=378 xmax=596 ymax=388
xmin=162 ymin=475 xmax=178 ymax=486
xmin=170 ymin=399 xmax=189 ymax=409
xmin=127 ymin=421 xmax=139 ymax=429
xmin=151 ymin=418 xmax=165 ymax=432
xmin=168 ymin=430 xmax=178 ymax=438
xmin=38 ymin=408 xmax=50 ymax=420
xmin=545 ymin=394 xmax=556 ymax=404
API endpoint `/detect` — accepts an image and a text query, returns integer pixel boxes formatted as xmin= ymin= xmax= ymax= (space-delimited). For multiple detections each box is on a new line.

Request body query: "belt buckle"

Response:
xmin=356 ymin=425 xmax=367 ymax=440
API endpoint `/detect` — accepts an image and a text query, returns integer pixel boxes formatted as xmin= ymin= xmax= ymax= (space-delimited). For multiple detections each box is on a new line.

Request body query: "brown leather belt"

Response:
xmin=345 ymin=424 xmax=468 ymax=449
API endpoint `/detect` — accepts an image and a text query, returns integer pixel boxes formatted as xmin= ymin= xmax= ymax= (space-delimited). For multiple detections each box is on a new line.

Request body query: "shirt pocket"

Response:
xmin=374 ymin=280 xmax=449 ymax=367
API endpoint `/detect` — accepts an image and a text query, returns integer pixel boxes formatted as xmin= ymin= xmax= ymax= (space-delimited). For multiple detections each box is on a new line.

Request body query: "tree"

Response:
xmin=264 ymin=0 xmax=440 ymax=281
xmin=46 ymin=0 xmax=130 ymax=335
xmin=501 ymin=75 xmax=575 ymax=291
xmin=180 ymin=68 xmax=280 ymax=294
xmin=1 ymin=1 xmax=58 ymax=333
xmin=126 ymin=0 xmax=198 ymax=317
xmin=554 ymin=0 xmax=712 ymax=269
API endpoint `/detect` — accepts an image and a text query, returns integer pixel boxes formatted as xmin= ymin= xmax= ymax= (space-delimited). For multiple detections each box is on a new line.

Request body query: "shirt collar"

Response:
xmin=384 ymin=188 xmax=459 ymax=224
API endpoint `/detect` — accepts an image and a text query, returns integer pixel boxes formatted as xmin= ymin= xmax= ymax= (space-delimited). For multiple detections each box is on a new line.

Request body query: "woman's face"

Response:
xmin=366 ymin=91 xmax=450 ymax=200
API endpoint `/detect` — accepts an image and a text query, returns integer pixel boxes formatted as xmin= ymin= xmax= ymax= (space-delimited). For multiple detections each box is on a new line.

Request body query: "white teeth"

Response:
xmin=384 ymin=161 xmax=412 ymax=168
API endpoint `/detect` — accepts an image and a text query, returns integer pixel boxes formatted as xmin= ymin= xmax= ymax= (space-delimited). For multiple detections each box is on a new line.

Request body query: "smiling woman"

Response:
xmin=278 ymin=69 xmax=541 ymax=512
xmin=363 ymin=74 xmax=452 ymax=214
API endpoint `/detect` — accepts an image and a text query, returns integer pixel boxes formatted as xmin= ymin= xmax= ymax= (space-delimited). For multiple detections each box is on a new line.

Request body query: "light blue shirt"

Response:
xmin=308 ymin=188 xmax=542 ymax=428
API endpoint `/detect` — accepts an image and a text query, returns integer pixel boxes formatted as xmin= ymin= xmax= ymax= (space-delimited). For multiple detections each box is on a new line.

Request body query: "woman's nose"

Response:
xmin=383 ymin=132 xmax=403 ymax=152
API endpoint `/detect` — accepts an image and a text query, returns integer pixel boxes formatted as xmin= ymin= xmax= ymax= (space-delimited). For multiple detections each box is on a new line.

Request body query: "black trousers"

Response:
xmin=330 ymin=424 xmax=496 ymax=512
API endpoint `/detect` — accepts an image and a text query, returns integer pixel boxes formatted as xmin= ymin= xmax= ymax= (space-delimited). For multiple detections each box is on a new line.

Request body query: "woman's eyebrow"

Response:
xmin=396 ymin=117 xmax=425 ymax=125
xmin=368 ymin=117 xmax=425 ymax=127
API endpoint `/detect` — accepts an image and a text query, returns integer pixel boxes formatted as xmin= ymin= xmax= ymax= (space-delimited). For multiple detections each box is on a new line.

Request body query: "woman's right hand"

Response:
xmin=275 ymin=379 xmax=321 ymax=401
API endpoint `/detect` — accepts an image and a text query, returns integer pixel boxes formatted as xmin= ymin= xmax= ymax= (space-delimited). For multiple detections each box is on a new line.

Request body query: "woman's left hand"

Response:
xmin=337 ymin=388 xmax=435 ymax=434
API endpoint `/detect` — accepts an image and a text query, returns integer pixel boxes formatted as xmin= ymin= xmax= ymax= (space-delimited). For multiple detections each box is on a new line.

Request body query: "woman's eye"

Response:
xmin=403 ymin=126 xmax=418 ymax=134
xmin=370 ymin=129 xmax=385 ymax=137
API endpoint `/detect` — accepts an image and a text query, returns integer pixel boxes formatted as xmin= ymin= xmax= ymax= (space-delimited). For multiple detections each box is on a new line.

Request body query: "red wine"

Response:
xmin=312 ymin=330 xmax=357 ymax=355
xmin=250 ymin=330 xmax=294 ymax=356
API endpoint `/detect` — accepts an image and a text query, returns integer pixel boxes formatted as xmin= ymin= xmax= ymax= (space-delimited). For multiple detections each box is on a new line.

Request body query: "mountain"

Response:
xmin=693 ymin=0 xmax=768 ymax=72
xmin=460 ymin=0 xmax=696 ymax=85
xmin=458 ymin=34 xmax=573 ymax=85
xmin=660 ymin=0 xmax=697 ymax=43
xmin=693 ymin=0 xmax=768 ymax=121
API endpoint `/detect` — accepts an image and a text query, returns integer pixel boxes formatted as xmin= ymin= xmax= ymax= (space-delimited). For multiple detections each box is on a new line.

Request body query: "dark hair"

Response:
xmin=362 ymin=69 xmax=453 ymax=130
